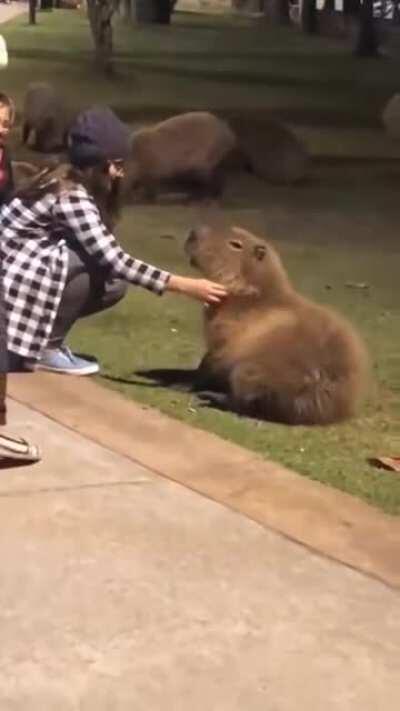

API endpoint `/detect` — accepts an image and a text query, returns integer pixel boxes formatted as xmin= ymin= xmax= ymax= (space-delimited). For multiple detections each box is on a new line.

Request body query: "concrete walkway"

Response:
xmin=1 ymin=398 xmax=399 ymax=710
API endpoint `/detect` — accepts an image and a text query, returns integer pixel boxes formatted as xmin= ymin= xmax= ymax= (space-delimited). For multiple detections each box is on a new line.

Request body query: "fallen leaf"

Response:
xmin=368 ymin=456 xmax=400 ymax=473
xmin=345 ymin=282 xmax=370 ymax=290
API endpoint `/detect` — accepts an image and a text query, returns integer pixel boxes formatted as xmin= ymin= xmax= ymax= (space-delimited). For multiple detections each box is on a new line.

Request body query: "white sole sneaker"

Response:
xmin=27 ymin=361 xmax=100 ymax=376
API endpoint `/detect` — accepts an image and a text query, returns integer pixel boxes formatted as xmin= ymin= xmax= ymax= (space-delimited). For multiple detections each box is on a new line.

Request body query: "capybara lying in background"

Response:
xmin=230 ymin=116 xmax=310 ymax=185
xmin=22 ymin=82 xmax=71 ymax=153
xmin=124 ymin=111 xmax=237 ymax=201
xmin=185 ymin=225 xmax=369 ymax=425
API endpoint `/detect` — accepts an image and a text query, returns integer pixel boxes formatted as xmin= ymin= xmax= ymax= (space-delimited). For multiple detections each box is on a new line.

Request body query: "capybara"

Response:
xmin=22 ymin=82 xmax=71 ymax=153
xmin=230 ymin=116 xmax=310 ymax=185
xmin=185 ymin=225 xmax=369 ymax=425
xmin=124 ymin=111 xmax=237 ymax=201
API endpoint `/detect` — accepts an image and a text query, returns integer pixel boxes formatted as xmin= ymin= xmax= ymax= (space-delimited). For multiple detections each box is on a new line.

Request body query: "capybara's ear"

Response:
xmin=253 ymin=244 xmax=267 ymax=261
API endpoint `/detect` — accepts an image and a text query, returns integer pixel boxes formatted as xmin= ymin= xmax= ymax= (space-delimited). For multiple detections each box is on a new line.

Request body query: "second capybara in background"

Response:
xmin=185 ymin=225 xmax=369 ymax=426
xmin=230 ymin=115 xmax=310 ymax=185
xmin=124 ymin=111 xmax=238 ymax=201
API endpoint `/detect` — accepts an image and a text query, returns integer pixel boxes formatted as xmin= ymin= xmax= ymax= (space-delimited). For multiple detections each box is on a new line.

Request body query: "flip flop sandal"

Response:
xmin=0 ymin=434 xmax=41 ymax=463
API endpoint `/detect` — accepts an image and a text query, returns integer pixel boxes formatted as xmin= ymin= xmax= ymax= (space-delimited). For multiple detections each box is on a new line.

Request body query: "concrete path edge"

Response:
xmin=8 ymin=371 xmax=400 ymax=589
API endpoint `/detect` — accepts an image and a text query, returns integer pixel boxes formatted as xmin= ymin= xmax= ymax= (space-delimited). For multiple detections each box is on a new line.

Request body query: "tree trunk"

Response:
xmin=355 ymin=0 xmax=380 ymax=56
xmin=301 ymin=0 xmax=318 ymax=33
xmin=156 ymin=0 xmax=172 ymax=23
xmin=29 ymin=0 xmax=37 ymax=24
xmin=122 ymin=0 xmax=131 ymax=19
xmin=86 ymin=0 xmax=115 ymax=74
xmin=264 ymin=0 xmax=290 ymax=24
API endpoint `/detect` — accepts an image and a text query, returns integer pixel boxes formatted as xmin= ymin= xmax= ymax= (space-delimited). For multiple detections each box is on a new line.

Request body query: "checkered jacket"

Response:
xmin=0 ymin=185 xmax=171 ymax=360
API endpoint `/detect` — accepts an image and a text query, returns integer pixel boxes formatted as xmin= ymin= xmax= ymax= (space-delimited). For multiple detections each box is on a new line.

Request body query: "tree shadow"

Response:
xmin=113 ymin=103 xmax=378 ymax=131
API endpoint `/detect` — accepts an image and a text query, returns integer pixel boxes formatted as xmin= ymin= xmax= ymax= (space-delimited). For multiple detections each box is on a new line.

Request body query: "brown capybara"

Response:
xmin=185 ymin=225 xmax=369 ymax=425
xmin=124 ymin=111 xmax=237 ymax=201
xmin=230 ymin=116 xmax=310 ymax=185
xmin=22 ymin=82 xmax=71 ymax=153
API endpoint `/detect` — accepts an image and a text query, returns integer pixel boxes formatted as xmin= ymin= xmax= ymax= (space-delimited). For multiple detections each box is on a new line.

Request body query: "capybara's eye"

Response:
xmin=253 ymin=245 xmax=266 ymax=261
xmin=229 ymin=240 xmax=243 ymax=250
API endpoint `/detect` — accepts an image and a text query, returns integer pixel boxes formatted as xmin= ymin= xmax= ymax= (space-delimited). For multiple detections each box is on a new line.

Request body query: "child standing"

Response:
xmin=0 ymin=91 xmax=40 ymax=464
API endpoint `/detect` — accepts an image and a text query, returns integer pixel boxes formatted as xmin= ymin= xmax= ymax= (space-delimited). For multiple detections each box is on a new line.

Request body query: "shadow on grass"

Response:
xmin=113 ymin=104 xmax=379 ymax=130
xmin=101 ymin=368 xmax=196 ymax=392
xmin=115 ymin=57 xmax=359 ymax=92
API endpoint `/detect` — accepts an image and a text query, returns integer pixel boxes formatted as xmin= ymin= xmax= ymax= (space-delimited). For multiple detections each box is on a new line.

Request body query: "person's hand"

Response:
xmin=167 ymin=275 xmax=227 ymax=304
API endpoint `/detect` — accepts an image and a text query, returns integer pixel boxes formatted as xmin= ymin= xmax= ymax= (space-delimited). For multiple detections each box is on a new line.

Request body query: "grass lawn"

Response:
xmin=2 ymin=8 xmax=400 ymax=514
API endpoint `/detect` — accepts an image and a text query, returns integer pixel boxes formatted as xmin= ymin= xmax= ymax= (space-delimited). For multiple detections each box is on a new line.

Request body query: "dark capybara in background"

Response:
xmin=185 ymin=225 xmax=369 ymax=425
xmin=124 ymin=111 xmax=238 ymax=201
xmin=230 ymin=116 xmax=310 ymax=185
xmin=22 ymin=82 xmax=72 ymax=153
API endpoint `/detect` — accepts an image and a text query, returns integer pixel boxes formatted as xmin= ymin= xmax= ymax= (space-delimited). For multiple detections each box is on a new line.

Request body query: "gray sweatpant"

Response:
xmin=48 ymin=247 xmax=127 ymax=348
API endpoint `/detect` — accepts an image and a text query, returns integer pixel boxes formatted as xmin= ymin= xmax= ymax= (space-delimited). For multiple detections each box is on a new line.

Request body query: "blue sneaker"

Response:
xmin=27 ymin=346 xmax=99 ymax=376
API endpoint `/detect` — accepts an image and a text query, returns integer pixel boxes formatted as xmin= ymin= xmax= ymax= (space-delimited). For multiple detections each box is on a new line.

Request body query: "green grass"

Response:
xmin=2 ymin=9 xmax=400 ymax=513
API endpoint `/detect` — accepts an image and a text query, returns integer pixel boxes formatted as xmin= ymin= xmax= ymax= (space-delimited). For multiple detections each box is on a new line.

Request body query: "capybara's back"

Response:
xmin=185 ymin=225 xmax=369 ymax=425
xmin=228 ymin=299 xmax=368 ymax=425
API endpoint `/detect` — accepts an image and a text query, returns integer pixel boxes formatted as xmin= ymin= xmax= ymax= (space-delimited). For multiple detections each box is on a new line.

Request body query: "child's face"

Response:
xmin=0 ymin=104 xmax=12 ymax=145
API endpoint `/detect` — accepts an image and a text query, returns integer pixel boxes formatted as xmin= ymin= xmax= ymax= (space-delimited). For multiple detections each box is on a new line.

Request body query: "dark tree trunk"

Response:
xmin=122 ymin=0 xmax=131 ymax=19
xmin=343 ymin=0 xmax=361 ymax=15
xmin=87 ymin=0 xmax=115 ymax=74
xmin=133 ymin=0 xmax=174 ymax=23
xmin=264 ymin=0 xmax=290 ymax=24
xmin=29 ymin=0 xmax=37 ymax=24
xmin=156 ymin=0 xmax=172 ymax=23
xmin=301 ymin=0 xmax=318 ymax=33
xmin=355 ymin=0 xmax=380 ymax=56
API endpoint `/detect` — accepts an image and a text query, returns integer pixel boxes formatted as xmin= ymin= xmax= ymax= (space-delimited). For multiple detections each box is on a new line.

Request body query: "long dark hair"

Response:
xmin=13 ymin=160 xmax=122 ymax=230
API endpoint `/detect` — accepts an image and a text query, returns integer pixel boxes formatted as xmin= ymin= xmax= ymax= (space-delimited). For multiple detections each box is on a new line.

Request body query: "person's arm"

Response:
xmin=53 ymin=188 xmax=227 ymax=304
xmin=53 ymin=188 xmax=170 ymax=295
xmin=166 ymin=275 xmax=227 ymax=304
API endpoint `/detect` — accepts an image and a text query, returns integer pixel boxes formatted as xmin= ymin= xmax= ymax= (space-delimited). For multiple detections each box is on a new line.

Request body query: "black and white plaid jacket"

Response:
xmin=0 ymin=185 xmax=170 ymax=360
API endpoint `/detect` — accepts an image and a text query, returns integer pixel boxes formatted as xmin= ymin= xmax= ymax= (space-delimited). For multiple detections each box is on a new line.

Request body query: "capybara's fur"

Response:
xmin=230 ymin=116 xmax=310 ymax=185
xmin=22 ymin=82 xmax=71 ymax=153
xmin=124 ymin=111 xmax=237 ymax=201
xmin=185 ymin=226 xmax=369 ymax=425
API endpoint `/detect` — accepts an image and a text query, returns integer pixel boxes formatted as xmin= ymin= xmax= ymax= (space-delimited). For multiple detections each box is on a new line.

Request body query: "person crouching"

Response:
xmin=0 ymin=106 xmax=227 ymax=376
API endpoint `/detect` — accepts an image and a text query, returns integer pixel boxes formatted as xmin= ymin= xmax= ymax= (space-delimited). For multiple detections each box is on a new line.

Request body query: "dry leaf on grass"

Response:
xmin=345 ymin=282 xmax=370 ymax=290
xmin=368 ymin=456 xmax=400 ymax=473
